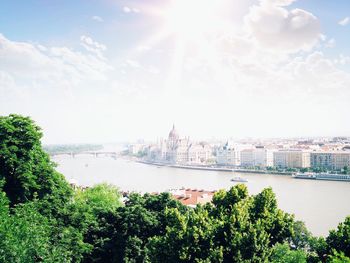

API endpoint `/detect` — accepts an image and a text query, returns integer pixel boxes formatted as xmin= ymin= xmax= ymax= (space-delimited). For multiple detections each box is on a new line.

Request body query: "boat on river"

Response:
xmin=231 ymin=177 xmax=248 ymax=183
xmin=294 ymin=173 xmax=350 ymax=182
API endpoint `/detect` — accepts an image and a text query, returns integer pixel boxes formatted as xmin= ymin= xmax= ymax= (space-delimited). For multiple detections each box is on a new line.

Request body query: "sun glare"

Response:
xmin=164 ymin=0 xmax=221 ymax=38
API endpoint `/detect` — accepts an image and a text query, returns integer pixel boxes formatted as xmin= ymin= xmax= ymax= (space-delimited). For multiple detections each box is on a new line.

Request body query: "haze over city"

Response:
xmin=1 ymin=0 xmax=350 ymax=143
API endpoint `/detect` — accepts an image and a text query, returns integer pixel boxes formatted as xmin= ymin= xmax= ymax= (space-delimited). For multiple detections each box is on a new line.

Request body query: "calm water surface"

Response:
xmin=53 ymin=155 xmax=350 ymax=236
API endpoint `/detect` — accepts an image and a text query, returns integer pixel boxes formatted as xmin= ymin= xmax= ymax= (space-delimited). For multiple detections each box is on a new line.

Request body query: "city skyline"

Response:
xmin=1 ymin=0 xmax=350 ymax=144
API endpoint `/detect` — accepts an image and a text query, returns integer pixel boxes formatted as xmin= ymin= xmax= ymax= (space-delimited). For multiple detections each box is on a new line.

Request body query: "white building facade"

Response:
xmin=273 ymin=150 xmax=311 ymax=169
xmin=147 ymin=125 xmax=213 ymax=164
xmin=216 ymin=142 xmax=241 ymax=166
xmin=240 ymin=147 xmax=274 ymax=168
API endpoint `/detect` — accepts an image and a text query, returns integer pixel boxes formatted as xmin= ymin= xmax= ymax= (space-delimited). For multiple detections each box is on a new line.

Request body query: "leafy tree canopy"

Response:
xmin=0 ymin=114 xmax=72 ymax=207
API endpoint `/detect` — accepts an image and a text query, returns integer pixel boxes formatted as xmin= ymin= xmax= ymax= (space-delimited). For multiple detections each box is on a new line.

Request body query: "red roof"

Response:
xmin=172 ymin=189 xmax=215 ymax=206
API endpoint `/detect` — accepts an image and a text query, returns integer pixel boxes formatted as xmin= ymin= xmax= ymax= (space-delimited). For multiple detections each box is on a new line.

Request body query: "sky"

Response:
xmin=0 ymin=0 xmax=350 ymax=143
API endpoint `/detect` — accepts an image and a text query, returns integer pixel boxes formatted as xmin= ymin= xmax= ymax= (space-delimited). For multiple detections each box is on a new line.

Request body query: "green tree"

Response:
xmin=251 ymin=188 xmax=295 ymax=246
xmin=147 ymin=206 xmax=223 ymax=263
xmin=0 ymin=191 xmax=67 ymax=262
xmin=74 ymin=183 xmax=122 ymax=215
xmin=70 ymin=184 xmax=122 ymax=262
xmin=327 ymin=251 xmax=350 ymax=263
xmin=289 ymin=220 xmax=313 ymax=250
xmin=212 ymin=183 xmax=248 ymax=213
xmin=0 ymin=114 xmax=72 ymax=207
xmin=0 ymin=115 xmax=91 ymax=262
xmin=270 ymin=243 xmax=307 ymax=263
xmin=326 ymin=217 xmax=350 ymax=258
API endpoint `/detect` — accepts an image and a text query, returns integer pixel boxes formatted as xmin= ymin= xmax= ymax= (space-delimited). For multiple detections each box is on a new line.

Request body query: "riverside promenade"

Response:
xmin=136 ymin=160 xmax=294 ymax=175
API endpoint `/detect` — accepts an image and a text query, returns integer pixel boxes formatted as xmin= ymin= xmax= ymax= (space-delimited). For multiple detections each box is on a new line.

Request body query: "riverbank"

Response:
xmin=136 ymin=160 xmax=294 ymax=175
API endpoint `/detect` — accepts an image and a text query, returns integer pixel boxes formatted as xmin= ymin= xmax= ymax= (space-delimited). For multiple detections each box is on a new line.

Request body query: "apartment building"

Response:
xmin=240 ymin=147 xmax=274 ymax=168
xmin=310 ymin=152 xmax=350 ymax=171
xmin=273 ymin=150 xmax=311 ymax=168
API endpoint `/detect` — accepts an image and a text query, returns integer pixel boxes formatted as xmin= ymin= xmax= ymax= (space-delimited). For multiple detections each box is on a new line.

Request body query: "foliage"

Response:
xmin=43 ymin=144 xmax=103 ymax=154
xmin=0 ymin=192 xmax=65 ymax=262
xmin=74 ymin=183 xmax=122 ymax=215
xmin=327 ymin=251 xmax=350 ymax=263
xmin=0 ymin=114 xmax=72 ymax=207
xmin=146 ymin=185 xmax=295 ymax=263
xmin=289 ymin=220 xmax=313 ymax=249
xmin=326 ymin=216 xmax=350 ymax=258
xmin=270 ymin=243 xmax=307 ymax=263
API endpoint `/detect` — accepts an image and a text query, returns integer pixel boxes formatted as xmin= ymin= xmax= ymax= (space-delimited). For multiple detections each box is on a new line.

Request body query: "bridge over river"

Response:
xmin=50 ymin=151 xmax=120 ymax=158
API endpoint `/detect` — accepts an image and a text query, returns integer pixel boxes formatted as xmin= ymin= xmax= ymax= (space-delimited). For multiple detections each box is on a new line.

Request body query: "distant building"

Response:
xmin=166 ymin=125 xmax=190 ymax=163
xmin=146 ymin=125 xmax=213 ymax=164
xmin=128 ymin=143 xmax=145 ymax=155
xmin=187 ymin=143 xmax=212 ymax=164
xmin=273 ymin=150 xmax=310 ymax=168
xmin=240 ymin=147 xmax=274 ymax=168
xmin=310 ymin=152 xmax=333 ymax=170
xmin=216 ymin=142 xmax=253 ymax=166
xmin=310 ymin=152 xmax=350 ymax=171
xmin=332 ymin=152 xmax=350 ymax=170
xmin=216 ymin=141 xmax=240 ymax=166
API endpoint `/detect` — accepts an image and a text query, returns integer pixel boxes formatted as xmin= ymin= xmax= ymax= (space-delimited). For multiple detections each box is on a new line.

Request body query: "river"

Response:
xmin=53 ymin=155 xmax=350 ymax=237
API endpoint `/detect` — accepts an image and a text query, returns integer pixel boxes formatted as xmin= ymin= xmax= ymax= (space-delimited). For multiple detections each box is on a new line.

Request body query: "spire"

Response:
xmin=168 ymin=124 xmax=179 ymax=139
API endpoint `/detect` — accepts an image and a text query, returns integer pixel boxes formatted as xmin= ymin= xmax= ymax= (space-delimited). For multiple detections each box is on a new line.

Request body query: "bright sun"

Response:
xmin=132 ymin=0 xmax=233 ymax=89
xmin=164 ymin=0 xmax=222 ymax=38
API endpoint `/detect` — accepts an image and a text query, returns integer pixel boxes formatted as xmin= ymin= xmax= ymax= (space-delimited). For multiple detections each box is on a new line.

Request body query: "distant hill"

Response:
xmin=43 ymin=144 xmax=103 ymax=154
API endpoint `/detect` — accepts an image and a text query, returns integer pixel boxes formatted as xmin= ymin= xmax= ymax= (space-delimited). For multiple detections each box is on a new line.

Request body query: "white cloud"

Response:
xmin=123 ymin=6 xmax=140 ymax=14
xmin=338 ymin=17 xmax=349 ymax=26
xmin=80 ymin=35 xmax=106 ymax=51
xmin=80 ymin=35 xmax=107 ymax=60
xmin=244 ymin=2 xmax=321 ymax=53
xmin=0 ymin=33 xmax=112 ymax=93
xmin=282 ymin=51 xmax=350 ymax=93
xmin=260 ymin=0 xmax=297 ymax=7
xmin=123 ymin=6 xmax=131 ymax=13
xmin=92 ymin=15 xmax=104 ymax=22
xmin=334 ymin=54 xmax=350 ymax=65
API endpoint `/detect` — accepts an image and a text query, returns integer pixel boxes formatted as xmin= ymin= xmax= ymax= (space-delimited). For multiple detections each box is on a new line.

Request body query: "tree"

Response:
xmin=147 ymin=206 xmax=223 ymax=263
xmin=212 ymin=183 xmax=248 ymax=214
xmin=0 ymin=114 xmax=72 ymax=207
xmin=270 ymin=243 xmax=307 ymax=263
xmin=0 ymin=191 xmax=67 ymax=262
xmin=82 ymin=192 xmax=185 ymax=263
xmin=326 ymin=216 xmax=350 ymax=258
xmin=75 ymin=185 xmax=121 ymax=262
xmin=327 ymin=251 xmax=350 ymax=263
xmin=289 ymin=220 xmax=313 ymax=250
xmin=251 ymin=188 xmax=294 ymax=246
xmin=74 ymin=183 xmax=122 ymax=215
xmin=0 ymin=115 xmax=91 ymax=262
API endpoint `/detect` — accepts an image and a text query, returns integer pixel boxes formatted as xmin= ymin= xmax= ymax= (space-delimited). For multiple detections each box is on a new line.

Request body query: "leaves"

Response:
xmin=0 ymin=114 xmax=72 ymax=207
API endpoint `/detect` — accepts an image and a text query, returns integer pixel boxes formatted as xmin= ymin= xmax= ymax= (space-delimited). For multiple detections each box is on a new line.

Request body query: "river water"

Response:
xmin=53 ymin=155 xmax=350 ymax=237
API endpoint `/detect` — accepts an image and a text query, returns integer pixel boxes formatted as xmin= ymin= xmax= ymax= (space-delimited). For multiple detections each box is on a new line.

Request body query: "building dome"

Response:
xmin=168 ymin=124 xmax=179 ymax=139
